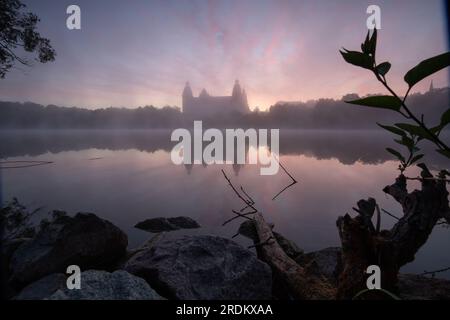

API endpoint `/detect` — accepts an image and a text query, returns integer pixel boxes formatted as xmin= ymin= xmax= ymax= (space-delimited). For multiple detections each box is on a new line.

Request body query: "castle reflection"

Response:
xmin=0 ymin=130 xmax=448 ymax=170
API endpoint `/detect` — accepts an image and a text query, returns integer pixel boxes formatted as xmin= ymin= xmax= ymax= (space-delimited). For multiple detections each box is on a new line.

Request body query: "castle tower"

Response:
xmin=182 ymin=82 xmax=193 ymax=113
xmin=242 ymin=89 xmax=248 ymax=109
xmin=232 ymin=80 xmax=242 ymax=98
xmin=231 ymin=79 xmax=247 ymax=112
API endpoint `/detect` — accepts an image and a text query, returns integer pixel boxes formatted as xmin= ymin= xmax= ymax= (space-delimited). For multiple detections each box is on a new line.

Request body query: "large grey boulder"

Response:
xmin=15 ymin=270 xmax=164 ymax=300
xmin=135 ymin=216 xmax=200 ymax=233
xmin=10 ymin=213 xmax=128 ymax=285
xmin=124 ymin=235 xmax=272 ymax=300
xmin=14 ymin=273 xmax=67 ymax=300
xmin=49 ymin=270 xmax=164 ymax=300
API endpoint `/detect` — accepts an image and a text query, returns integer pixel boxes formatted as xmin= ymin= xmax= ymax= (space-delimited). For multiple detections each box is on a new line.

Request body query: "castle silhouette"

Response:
xmin=182 ymin=80 xmax=250 ymax=117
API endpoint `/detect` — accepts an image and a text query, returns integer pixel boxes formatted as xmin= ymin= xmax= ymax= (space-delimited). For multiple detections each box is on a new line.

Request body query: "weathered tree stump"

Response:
xmin=336 ymin=164 xmax=449 ymax=299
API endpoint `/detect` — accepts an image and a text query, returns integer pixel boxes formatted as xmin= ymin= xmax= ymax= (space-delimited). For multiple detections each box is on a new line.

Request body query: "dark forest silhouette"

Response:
xmin=0 ymin=87 xmax=448 ymax=129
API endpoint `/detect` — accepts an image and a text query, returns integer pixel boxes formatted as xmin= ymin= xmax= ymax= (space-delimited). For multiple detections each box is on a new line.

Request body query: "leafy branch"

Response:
xmin=0 ymin=0 xmax=56 ymax=78
xmin=340 ymin=29 xmax=450 ymax=169
xmin=377 ymin=122 xmax=423 ymax=173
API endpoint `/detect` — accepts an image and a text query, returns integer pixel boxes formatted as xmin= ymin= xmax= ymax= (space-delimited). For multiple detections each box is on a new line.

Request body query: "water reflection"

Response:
xmin=0 ymin=130 xmax=449 ymax=279
xmin=0 ymin=130 xmax=448 ymax=168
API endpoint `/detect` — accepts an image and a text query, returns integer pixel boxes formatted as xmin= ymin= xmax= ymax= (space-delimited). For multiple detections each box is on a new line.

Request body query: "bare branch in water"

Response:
xmin=421 ymin=266 xmax=450 ymax=278
xmin=221 ymin=170 xmax=253 ymax=207
xmin=240 ymin=186 xmax=255 ymax=205
xmin=221 ymin=157 xmax=298 ymax=226
xmin=0 ymin=161 xmax=53 ymax=169
xmin=238 ymin=186 xmax=256 ymax=212
xmin=222 ymin=210 xmax=255 ymax=226
xmin=272 ymin=156 xmax=298 ymax=201
xmin=221 ymin=169 xmax=259 ymax=226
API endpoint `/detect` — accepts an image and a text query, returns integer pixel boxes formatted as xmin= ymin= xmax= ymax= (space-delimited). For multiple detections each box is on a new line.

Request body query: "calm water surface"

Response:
xmin=1 ymin=130 xmax=449 ymax=278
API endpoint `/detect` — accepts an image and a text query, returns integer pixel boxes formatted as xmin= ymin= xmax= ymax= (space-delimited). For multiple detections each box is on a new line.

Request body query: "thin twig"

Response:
xmin=221 ymin=169 xmax=259 ymax=226
xmin=405 ymin=176 xmax=450 ymax=183
xmin=221 ymin=169 xmax=255 ymax=209
xmin=239 ymin=204 xmax=251 ymax=212
xmin=381 ymin=208 xmax=400 ymax=220
xmin=248 ymin=235 xmax=275 ymax=249
xmin=272 ymin=156 xmax=298 ymax=200
xmin=240 ymin=186 xmax=255 ymax=205
xmin=239 ymin=186 xmax=255 ymax=212
xmin=222 ymin=210 xmax=256 ymax=226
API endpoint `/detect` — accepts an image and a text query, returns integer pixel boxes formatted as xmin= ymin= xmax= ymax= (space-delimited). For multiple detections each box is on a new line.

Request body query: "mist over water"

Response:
xmin=1 ymin=130 xmax=449 ymax=278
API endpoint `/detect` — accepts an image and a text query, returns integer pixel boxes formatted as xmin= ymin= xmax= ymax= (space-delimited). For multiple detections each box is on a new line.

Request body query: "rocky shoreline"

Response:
xmin=2 ymin=208 xmax=450 ymax=300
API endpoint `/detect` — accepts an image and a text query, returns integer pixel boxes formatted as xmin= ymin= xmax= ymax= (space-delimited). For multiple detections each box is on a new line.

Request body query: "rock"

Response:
xmin=398 ymin=274 xmax=450 ymax=300
xmin=49 ymin=270 xmax=164 ymax=300
xmin=2 ymin=238 xmax=32 ymax=260
xmin=14 ymin=273 xmax=67 ymax=300
xmin=15 ymin=270 xmax=164 ymax=300
xmin=116 ymin=233 xmax=169 ymax=270
xmin=9 ymin=213 xmax=128 ymax=286
xmin=134 ymin=216 xmax=200 ymax=233
xmin=2 ymin=237 xmax=32 ymax=274
xmin=296 ymin=247 xmax=342 ymax=285
xmin=124 ymin=235 xmax=272 ymax=300
xmin=237 ymin=220 xmax=303 ymax=260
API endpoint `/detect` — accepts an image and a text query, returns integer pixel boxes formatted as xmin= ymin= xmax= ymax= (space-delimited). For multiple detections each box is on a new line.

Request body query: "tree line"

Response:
xmin=0 ymin=88 xmax=447 ymax=129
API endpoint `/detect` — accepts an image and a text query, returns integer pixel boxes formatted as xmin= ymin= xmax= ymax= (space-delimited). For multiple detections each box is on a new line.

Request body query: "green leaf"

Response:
xmin=404 ymin=52 xmax=450 ymax=88
xmin=377 ymin=123 xmax=406 ymax=136
xmin=386 ymin=147 xmax=405 ymax=162
xmin=340 ymin=49 xmax=374 ymax=70
xmin=395 ymin=123 xmax=434 ymax=141
xmin=376 ymin=62 xmax=391 ymax=76
xmin=361 ymin=31 xmax=370 ymax=54
xmin=410 ymin=154 xmax=424 ymax=164
xmin=430 ymin=124 xmax=443 ymax=134
xmin=368 ymin=29 xmax=377 ymax=56
xmin=441 ymin=108 xmax=450 ymax=127
xmin=394 ymin=136 xmax=415 ymax=151
xmin=346 ymin=96 xmax=402 ymax=111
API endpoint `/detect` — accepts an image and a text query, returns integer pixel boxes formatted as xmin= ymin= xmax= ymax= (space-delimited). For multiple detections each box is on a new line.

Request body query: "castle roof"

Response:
xmin=199 ymin=88 xmax=209 ymax=98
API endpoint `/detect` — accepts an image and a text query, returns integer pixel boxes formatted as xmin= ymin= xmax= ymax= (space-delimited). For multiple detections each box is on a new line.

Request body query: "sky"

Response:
xmin=0 ymin=0 xmax=448 ymax=110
